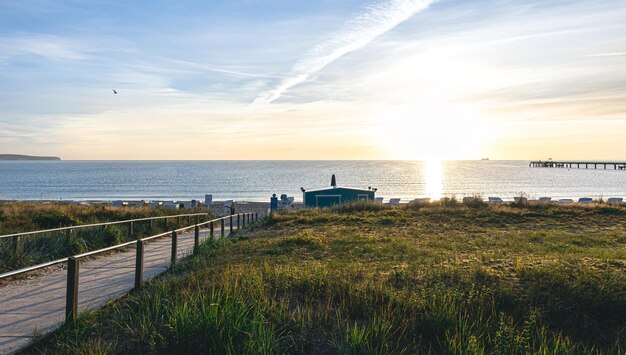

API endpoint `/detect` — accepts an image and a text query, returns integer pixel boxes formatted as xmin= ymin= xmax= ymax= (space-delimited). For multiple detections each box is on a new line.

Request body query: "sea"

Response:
xmin=1 ymin=160 xmax=626 ymax=203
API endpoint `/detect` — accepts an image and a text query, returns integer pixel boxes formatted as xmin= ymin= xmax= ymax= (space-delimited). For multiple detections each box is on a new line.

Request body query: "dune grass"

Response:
xmin=23 ymin=203 xmax=625 ymax=354
xmin=0 ymin=202 xmax=209 ymax=273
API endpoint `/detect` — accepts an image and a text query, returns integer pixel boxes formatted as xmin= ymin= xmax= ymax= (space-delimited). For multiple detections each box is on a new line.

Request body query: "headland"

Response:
xmin=0 ymin=154 xmax=61 ymax=161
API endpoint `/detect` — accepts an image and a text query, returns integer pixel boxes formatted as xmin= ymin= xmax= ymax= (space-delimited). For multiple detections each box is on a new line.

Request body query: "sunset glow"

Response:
xmin=1 ymin=1 xmax=625 ymax=160
xmin=424 ymin=159 xmax=443 ymax=200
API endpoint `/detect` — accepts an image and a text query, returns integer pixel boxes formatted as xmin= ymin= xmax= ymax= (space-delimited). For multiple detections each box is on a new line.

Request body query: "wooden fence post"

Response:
xmin=229 ymin=215 xmax=233 ymax=235
xmin=135 ymin=240 xmax=144 ymax=291
xmin=194 ymin=225 xmax=200 ymax=253
xmin=237 ymin=214 xmax=241 ymax=230
xmin=255 ymin=212 xmax=258 ymax=222
xmin=210 ymin=221 xmax=214 ymax=239
xmin=150 ymin=218 xmax=154 ymax=230
xmin=13 ymin=236 xmax=21 ymax=257
xmin=65 ymin=257 xmax=79 ymax=323
xmin=220 ymin=218 xmax=225 ymax=237
xmin=65 ymin=228 xmax=72 ymax=247
xmin=242 ymin=213 xmax=246 ymax=229
xmin=128 ymin=222 xmax=134 ymax=239
xmin=171 ymin=231 xmax=178 ymax=266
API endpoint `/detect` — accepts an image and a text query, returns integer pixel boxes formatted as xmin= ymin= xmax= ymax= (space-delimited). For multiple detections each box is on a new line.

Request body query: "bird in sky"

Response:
xmin=112 ymin=89 xmax=118 ymax=94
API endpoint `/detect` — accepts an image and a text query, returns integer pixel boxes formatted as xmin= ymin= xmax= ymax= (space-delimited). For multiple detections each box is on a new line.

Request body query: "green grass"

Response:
xmin=0 ymin=202 xmax=210 ymax=272
xmin=23 ymin=203 xmax=626 ymax=354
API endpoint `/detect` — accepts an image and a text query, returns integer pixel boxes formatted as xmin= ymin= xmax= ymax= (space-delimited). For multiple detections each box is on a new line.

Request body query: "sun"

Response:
xmin=371 ymin=101 xmax=486 ymax=160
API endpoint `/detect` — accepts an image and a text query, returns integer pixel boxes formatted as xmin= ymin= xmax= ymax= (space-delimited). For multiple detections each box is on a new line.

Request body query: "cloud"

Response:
xmin=0 ymin=35 xmax=90 ymax=60
xmin=252 ymin=0 xmax=437 ymax=105
xmin=0 ymin=34 xmax=96 ymax=62
xmin=588 ymin=52 xmax=626 ymax=57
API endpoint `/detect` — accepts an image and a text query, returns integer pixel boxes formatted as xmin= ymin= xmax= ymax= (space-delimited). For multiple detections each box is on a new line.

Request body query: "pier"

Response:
xmin=530 ymin=161 xmax=626 ymax=170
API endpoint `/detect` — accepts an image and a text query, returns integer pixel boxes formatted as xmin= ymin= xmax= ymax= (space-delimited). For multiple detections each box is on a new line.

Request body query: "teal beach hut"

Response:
xmin=302 ymin=175 xmax=375 ymax=208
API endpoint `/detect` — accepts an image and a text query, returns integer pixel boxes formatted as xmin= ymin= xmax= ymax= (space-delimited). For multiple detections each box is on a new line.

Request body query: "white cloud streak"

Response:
xmin=253 ymin=0 xmax=436 ymax=105
xmin=588 ymin=52 xmax=626 ymax=57
xmin=0 ymin=34 xmax=95 ymax=62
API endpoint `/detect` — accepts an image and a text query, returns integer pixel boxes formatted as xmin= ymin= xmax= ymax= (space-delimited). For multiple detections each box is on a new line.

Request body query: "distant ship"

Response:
xmin=481 ymin=157 xmax=489 ymax=161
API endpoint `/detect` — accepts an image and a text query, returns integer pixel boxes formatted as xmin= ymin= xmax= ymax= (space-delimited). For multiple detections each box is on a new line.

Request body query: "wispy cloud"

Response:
xmin=588 ymin=52 xmax=626 ymax=57
xmin=253 ymin=0 xmax=437 ymax=105
xmin=0 ymin=34 xmax=96 ymax=62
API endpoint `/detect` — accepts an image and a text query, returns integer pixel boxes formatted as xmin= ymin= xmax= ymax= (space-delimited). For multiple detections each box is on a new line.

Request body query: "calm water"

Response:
xmin=1 ymin=160 xmax=626 ymax=202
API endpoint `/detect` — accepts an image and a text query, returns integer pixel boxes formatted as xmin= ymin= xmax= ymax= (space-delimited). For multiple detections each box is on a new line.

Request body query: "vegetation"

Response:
xmin=24 ymin=202 xmax=626 ymax=354
xmin=0 ymin=202 xmax=209 ymax=273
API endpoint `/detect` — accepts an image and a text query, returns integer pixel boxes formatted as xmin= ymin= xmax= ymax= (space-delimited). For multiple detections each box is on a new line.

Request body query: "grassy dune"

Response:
xmin=0 ymin=202 xmax=207 ymax=273
xmin=25 ymin=203 xmax=625 ymax=354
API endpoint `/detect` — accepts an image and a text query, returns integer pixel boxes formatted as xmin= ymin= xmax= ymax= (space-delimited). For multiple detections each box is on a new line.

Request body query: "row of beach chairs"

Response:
xmin=374 ymin=198 xmax=401 ymax=205
xmin=487 ymin=196 xmax=624 ymax=205
xmin=376 ymin=197 xmax=625 ymax=205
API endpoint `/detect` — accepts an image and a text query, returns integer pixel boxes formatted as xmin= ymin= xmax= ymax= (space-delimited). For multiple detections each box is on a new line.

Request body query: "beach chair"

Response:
xmin=162 ymin=202 xmax=179 ymax=209
xmin=389 ymin=198 xmax=401 ymax=205
xmin=578 ymin=197 xmax=593 ymax=204
xmin=111 ymin=200 xmax=125 ymax=207
xmin=180 ymin=201 xmax=194 ymax=209
xmin=488 ymin=197 xmax=503 ymax=204
xmin=374 ymin=197 xmax=384 ymax=204
xmin=129 ymin=200 xmax=145 ymax=208
xmin=608 ymin=197 xmax=623 ymax=205
xmin=463 ymin=197 xmax=483 ymax=204
xmin=538 ymin=197 xmax=552 ymax=203
xmin=558 ymin=199 xmax=574 ymax=204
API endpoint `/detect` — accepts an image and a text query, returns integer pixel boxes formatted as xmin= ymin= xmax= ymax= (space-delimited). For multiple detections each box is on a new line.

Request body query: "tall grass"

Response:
xmin=329 ymin=200 xmax=392 ymax=214
xmin=0 ymin=202 xmax=210 ymax=272
xmin=24 ymin=205 xmax=626 ymax=354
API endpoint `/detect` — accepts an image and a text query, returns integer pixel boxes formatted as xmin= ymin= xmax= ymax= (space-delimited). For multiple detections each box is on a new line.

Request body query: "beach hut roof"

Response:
xmin=305 ymin=185 xmax=372 ymax=193
xmin=305 ymin=174 xmax=371 ymax=193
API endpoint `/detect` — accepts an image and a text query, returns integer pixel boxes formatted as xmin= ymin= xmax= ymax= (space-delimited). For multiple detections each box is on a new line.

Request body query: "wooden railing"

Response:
xmin=0 ymin=212 xmax=211 ymax=272
xmin=0 ymin=212 xmax=259 ymax=323
xmin=0 ymin=212 xmax=210 ymax=241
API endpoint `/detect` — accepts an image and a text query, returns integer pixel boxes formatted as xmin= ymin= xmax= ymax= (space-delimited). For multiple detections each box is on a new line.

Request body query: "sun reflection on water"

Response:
xmin=424 ymin=159 xmax=443 ymax=200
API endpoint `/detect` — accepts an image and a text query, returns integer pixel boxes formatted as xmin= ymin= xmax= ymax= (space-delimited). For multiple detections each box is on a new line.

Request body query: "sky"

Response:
xmin=0 ymin=0 xmax=625 ymax=160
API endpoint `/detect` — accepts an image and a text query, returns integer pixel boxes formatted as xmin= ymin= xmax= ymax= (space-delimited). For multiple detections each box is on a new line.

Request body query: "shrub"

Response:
xmin=439 ymin=196 xmax=459 ymax=207
xmin=329 ymin=200 xmax=391 ymax=214
xmin=462 ymin=196 xmax=486 ymax=208
xmin=94 ymin=226 xmax=123 ymax=247
xmin=33 ymin=211 xmax=80 ymax=229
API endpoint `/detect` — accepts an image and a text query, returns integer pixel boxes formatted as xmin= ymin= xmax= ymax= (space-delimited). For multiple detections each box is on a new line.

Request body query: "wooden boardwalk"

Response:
xmin=0 ymin=228 xmax=219 ymax=354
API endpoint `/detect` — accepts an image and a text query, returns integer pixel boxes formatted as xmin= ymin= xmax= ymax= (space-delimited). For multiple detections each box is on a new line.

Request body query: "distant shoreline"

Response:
xmin=0 ymin=154 xmax=60 ymax=161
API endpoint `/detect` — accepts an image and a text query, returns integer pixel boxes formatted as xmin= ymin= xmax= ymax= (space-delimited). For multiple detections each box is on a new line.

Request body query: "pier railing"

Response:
xmin=0 ymin=212 xmax=259 ymax=323
xmin=530 ymin=160 xmax=626 ymax=170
